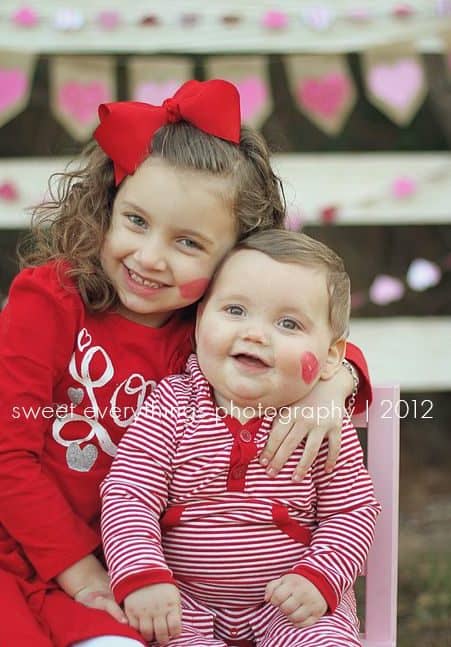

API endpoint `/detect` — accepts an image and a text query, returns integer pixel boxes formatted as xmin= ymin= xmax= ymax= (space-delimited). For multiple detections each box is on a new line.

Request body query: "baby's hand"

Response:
xmin=265 ymin=573 xmax=327 ymax=627
xmin=75 ymin=584 xmax=128 ymax=624
xmin=124 ymin=583 xmax=182 ymax=645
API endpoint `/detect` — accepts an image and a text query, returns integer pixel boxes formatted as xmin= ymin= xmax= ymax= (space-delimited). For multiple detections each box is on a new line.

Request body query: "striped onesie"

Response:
xmin=101 ymin=355 xmax=380 ymax=646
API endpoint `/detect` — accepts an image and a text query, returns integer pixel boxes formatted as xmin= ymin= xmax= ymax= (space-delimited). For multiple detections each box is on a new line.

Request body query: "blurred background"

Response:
xmin=0 ymin=1 xmax=450 ymax=644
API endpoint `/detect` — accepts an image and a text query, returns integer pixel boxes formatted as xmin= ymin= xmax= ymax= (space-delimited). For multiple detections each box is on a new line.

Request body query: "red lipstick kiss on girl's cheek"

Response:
xmin=179 ymin=278 xmax=210 ymax=300
xmin=301 ymin=352 xmax=319 ymax=384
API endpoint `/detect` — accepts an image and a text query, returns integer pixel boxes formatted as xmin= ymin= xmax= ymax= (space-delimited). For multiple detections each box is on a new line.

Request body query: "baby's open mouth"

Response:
xmin=232 ymin=353 xmax=270 ymax=369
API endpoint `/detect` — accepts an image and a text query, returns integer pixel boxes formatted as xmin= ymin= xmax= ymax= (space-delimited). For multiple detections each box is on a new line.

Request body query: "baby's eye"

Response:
xmin=278 ymin=317 xmax=301 ymax=331
xmin=178 ymin=238 xmax=202 ymax=250
xmin=126 ymin=214 xmax=147 ymax=228
xmin=225 ymin=305 xmax=246 ymax=317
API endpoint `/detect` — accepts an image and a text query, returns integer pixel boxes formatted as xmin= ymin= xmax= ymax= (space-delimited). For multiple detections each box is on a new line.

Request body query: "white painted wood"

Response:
xmin=1 ymin=154 xmax=450 ymax=228
xmin=0 ymin=0 xmax=447 ymax=53
xmin=349 ymin=317 xmax=451 ymax=392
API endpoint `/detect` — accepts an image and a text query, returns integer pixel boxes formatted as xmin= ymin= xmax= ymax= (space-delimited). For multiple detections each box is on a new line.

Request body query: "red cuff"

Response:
xmin=345 ymin=342 xmax=372 ymax=413
xmin=290 ymin=564 xmax=339 ymax=613
xmin=113 ymin=568 xmax=176 ymax=604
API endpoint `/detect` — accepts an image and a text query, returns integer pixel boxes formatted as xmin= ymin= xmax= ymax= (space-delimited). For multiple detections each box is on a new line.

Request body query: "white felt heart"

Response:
xmin=406 ymin=259 xmax=441 ymax=291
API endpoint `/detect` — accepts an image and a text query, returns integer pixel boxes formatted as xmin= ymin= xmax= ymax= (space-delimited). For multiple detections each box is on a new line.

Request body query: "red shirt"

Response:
xmin=0 ymin=263 xmax=192 ymax=582
xmin=0 ymin=262 xmax=370 ymax=587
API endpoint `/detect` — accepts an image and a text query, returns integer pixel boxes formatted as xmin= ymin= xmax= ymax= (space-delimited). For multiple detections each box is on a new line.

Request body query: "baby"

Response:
xmin=101 ymin=229 xmax=380 ymax=647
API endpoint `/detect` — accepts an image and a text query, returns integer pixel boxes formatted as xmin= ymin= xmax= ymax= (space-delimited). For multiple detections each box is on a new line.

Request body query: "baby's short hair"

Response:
xmin=229 ymin=229 xmax=351 ymax=341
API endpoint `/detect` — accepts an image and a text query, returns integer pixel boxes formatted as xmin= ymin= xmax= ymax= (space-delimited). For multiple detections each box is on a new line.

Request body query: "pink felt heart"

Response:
xmin=0 ymin=69 xmax=27 ymax=110
xmin=367 ymin=59 xmax=423 ymax=110
xmin=369 ymin=275 xmax=405 ymax=305
xmin=391 ymin=176 xmax=417 ymax=199
xmin=58 ymin=81 xmax=109 ymax=124
xmin=133 ymin=80 xmax=181 ymax=105
xmin=297 ymin=73 xmax=351 ymax=119
xmin=236 ymin=76 xmax=268 ymax=122
xmin=0 ymin=181 xmax=19 ymax=201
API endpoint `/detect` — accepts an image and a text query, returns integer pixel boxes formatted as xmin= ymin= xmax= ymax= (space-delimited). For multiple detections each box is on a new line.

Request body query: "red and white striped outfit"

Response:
xmin=101 ymin=355 xmax=380 ymax=646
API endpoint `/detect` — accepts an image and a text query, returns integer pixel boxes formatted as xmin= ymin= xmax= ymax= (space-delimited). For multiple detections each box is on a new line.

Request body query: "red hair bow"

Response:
xmin=93 ymin=79 xmax=241 ymax=185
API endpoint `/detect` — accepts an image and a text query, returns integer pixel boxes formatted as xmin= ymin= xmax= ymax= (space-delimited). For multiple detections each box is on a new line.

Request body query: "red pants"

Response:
xmin=0 ymin=570 xmax=145 ymax=647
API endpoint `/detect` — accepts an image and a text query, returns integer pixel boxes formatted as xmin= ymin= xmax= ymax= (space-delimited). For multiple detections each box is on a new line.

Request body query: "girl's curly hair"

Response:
xmin=19 ymin=123 xmax=286 ymax=311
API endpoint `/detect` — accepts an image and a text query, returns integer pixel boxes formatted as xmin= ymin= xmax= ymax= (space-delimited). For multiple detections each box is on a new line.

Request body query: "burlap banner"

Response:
xmin=440 ymin=30 xmax=451 ymax=79
xmin=128 ymin=57 xmax=193 ymax=104
xmin=205 ymin=56 xmax=272 ymax=129
xmin=0 ymin=51 xmax=36 ymax=127
xmin=50 ymin=56 xmax=116 ymax=141
xmin=362 ymin=43 xmax=427 ymax=126
xmin=284 ymin=54 xmax=356 ymax=136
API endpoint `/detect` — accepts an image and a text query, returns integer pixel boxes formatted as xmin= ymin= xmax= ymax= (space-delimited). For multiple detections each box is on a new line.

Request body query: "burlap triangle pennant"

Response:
xmin=440 ymin=30 xmax=451 ymax=79
xmin=128 ymin=57 xmax=193 ymax=104
xmin=205 ymin=56 xmax=272 ymax=129
xmin=0 ymin=51 xmax=36 ymax=128
xmin=362 ymin=43 xmax=427 ymax=126
xmin=50 ymin=56 xmax=116 ymax=141
xmin=284 ymin=54 xmax=356 ymax=136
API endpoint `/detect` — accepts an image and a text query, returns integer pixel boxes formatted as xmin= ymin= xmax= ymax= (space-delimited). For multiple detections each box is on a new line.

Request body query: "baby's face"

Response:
xmin=196 ymin=249 xmax=344 ymax=413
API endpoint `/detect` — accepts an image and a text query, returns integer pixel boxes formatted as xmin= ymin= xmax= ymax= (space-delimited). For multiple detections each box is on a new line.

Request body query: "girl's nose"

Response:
xmin=135 ymin=236 xmax=168 ymax=272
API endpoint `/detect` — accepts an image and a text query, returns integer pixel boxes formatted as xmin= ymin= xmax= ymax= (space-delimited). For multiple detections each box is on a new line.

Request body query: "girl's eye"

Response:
xmin=225 ymin=305 xmax=246 ymax=317
xmin=126 ymin=214 xmax=147 ymax=228
xmin=178 ymin=238 xmax=202 ymax=250
xmin=278 ymin=317 xmax=301 ymax=331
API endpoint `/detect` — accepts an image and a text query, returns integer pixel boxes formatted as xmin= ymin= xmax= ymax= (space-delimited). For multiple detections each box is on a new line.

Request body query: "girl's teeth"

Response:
xmin=129 ymin=270 xmax=162 ymax=288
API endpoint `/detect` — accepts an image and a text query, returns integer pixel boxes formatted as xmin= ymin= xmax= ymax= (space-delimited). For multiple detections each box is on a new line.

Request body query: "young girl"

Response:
xmin=0 ymin=80 xmax=370 ymax=647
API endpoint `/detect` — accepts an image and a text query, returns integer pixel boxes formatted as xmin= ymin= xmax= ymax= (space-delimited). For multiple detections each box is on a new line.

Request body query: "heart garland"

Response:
xmin=50 ymin=56 xmax=116 ymax=141
xmin=349 ymin=254 xmax=450 ymax=311
xmin=285 ymin=54 xmax=356 ymax=135
xmin=205 ymin=56 xmax=272 ymax=129
xmin=362 ymin=44 xmax=427 ymax=126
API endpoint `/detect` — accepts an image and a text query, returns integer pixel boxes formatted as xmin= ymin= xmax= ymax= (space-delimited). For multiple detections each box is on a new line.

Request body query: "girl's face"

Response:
xmin=101 ymin=157 xmax=237 ymax=327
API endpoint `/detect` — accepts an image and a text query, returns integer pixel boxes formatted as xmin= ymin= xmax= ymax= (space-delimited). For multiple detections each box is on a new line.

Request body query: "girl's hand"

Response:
xmin=124 ymin=583 xmax=182 ymax=645
xmin=259 ymin=365 xmax=353 ymax=481
xmin=75 ymin=586 xmax=128 ymax=624
xmin=56 ymin=553 xmax=128 ymax=624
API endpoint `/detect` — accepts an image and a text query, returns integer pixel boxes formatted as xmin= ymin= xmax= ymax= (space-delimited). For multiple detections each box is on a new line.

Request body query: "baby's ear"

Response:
xmin=320 ymin=338 xmax=346 ymax=380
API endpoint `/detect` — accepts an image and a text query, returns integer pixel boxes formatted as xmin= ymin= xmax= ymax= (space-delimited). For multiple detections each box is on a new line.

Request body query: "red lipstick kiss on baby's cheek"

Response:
xmin=301 ymin=352 xmax=319 ymax=384
xmin=179 ymin=278 xmax=210 ymax=300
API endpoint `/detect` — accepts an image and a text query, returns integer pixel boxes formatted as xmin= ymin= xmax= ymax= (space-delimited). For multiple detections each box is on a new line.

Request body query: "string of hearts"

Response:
xmin=1 ymin=40 xmax=451 ymax=138
xmin=2 ymin=2 xmax=451 ymax=32
xmin=284 ymin=163 xmax=451 ymax=225
xmin=351 ymin=253 xmax=451 ymax=309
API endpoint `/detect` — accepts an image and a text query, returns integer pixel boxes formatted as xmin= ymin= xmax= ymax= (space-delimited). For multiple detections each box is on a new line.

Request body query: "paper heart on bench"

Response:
xmin=133 ymin=80 xmax=181 ymax=105
xmin=297 ymin=73 xmax=352 ymax=119
xmin=0 ymin=69 xmax=27 ymax=111
xmin=59 ymin=81 xmax=109 ymax=124
xmin=285 ymin=54 xmax=356 ymax=135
